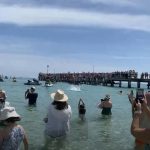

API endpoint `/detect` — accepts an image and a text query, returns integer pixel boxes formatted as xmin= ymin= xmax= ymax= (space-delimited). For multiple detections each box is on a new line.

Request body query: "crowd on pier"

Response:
xmin=38 ymin=70 xmax=139 ymax=84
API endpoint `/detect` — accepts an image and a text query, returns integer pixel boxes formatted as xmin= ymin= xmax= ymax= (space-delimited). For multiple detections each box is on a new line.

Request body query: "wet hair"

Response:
xmin=79 ymin=104 xmax=85 ymax=109
xmin=52 ymin=101 xmax=68 ymax=110
xmin=5 ymin=117 xmax=21 ymax=123
xmin=0 ymin=98 xmax=5 ymax=103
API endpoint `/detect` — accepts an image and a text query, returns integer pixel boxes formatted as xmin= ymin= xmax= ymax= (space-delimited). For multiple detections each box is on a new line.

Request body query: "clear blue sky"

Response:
xmin=0 ymin=0 xmax=150 ymax=78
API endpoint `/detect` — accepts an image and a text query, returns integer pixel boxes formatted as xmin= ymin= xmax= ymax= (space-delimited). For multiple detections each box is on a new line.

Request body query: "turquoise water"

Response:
xmin=0 ymin=78 xmax=148 ymax=150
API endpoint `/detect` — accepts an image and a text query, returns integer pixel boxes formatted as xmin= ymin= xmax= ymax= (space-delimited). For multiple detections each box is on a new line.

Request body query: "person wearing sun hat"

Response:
xmin=0 ymin=89 xmax=7 ymax=102
xmin=44 ymin=89 xmax=72 ymax=138
xmin=0 ymin=107 xmax=28 ymax=150
xmin=98 ymin=94 xmax=112 ymax=116
xmin=0 ymin=89 xmax=9 ymax=110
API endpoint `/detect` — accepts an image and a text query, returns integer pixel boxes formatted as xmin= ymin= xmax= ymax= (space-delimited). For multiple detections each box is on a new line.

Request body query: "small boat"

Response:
xmin=12 ymin=77 xmax=17 ymax=82
xmin=0 ymin=76 xmax=4 ymax=82
xmin=24 ymin=79 xmax=42 ymax=85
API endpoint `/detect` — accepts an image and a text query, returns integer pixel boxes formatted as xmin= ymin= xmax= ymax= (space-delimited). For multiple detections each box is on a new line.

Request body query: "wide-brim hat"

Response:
xmin=0 ymin=107 xmax=20 ymax=121
xmin=51 ymin=89 xmax=68 ymax=102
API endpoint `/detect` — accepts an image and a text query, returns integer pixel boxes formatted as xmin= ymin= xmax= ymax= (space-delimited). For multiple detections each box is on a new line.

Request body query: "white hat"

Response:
xmin=105 ymin=94 xmax=110 ymax=100
xmin=0 ymin=107 xmax=20 ymax=121
xmin=51 ymin=89 xmax=68 ymax=102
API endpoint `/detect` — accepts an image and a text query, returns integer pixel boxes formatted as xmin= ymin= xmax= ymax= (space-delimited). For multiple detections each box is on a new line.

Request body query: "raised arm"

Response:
xmin=78 ymin=98 xmax=82 ymax=108
xmin=131 ymin=112 xmax=150 ymax=143
xmin=25 ymin=89 xmax=29 ymax=99
xmin=131 ymin=101 xmax=150 ymax=143
xmin=79 ymin=99 xmax=84 ymax=105
xmin=142 ymin=100 xmax=150 ymax=119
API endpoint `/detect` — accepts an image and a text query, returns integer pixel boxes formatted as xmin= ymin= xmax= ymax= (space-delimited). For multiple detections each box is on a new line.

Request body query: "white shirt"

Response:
xmin=45 ymin=103 xmax=72 ymax=137
xmin=0 ymin=101 xmax=10 ymax=110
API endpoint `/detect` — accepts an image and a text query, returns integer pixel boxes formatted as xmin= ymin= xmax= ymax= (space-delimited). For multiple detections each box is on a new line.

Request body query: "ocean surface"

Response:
xmin=0 ymin=78 xmax=149 ymax=150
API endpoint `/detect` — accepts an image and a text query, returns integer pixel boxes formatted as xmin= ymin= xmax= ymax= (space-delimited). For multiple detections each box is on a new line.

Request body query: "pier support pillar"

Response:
xmin=111 ymin=81 xmax=114 ymax=87
xmin=128 ymin=81 xmax=131 ymax=88
xmin=137 ymin=82 xmax=140 ymax=88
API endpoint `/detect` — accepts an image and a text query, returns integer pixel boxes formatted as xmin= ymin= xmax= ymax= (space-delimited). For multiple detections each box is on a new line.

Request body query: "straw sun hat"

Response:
xmin=0 ymin=107 xmax=20 ymax=121
xmin=51 ymin=89 xmax=68 ymax=102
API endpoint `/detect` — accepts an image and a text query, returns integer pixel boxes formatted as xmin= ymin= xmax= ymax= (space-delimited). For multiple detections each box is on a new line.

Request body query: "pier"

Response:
xmin=38 ymin=71 xmax=150 ymax=89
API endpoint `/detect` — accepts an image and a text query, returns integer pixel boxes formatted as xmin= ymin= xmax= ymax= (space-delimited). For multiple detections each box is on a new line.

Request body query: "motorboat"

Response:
xmin=24 ymin=79 xmax=42 ymax=85
xmin=12 ymin=77 xmax=17 ymax=82
xmin=0 ymin=77 xmax=4 ymax=82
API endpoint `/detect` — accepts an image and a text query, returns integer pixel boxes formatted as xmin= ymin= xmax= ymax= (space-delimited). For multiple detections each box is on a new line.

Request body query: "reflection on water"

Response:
xmin=25 ymin=105 xmax=37 ymax=111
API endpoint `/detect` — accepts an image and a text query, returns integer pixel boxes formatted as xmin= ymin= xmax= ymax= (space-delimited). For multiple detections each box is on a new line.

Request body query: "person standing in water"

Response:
xmin=25 ymin=86 xmax=38 ymax=106
xmin=44 ymin=89 xmax=72 ymax=138
xmin=0 ymin=89 xmax=10 ymax=110
xmin=78 ymin=98 xmax=86 ymax=121
xmin=0 ymin=107 xmax=28 ymax=150
xmin=0 ymin=89 xmax=7 ymax=102
xmin=98 ymin=94 xmax=112 ymax=116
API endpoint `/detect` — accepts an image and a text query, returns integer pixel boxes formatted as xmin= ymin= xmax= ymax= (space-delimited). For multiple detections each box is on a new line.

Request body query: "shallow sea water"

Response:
xmin=1 ymin=78 xmax=147 ymax=150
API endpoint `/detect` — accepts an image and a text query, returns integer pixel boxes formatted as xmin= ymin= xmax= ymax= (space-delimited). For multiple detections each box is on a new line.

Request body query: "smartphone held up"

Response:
xmin=136 ymin=88 xmax=144 ymax=103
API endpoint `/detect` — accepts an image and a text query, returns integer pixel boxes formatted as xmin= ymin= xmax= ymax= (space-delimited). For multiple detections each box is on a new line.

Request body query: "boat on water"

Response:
xmin=0 ymin=78 xmax=4 ymax=82
xmin=24 ymin=78 xmax=42 ymax=85
xmin=12 ymin=77 xmax=17 ymax=82
xmin=0 ymin=76 xmax=4 ymax=82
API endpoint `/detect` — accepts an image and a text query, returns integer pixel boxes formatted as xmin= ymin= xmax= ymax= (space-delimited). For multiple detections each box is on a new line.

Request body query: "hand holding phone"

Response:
xmin=136 ymin=88 xmax=144 ymax=103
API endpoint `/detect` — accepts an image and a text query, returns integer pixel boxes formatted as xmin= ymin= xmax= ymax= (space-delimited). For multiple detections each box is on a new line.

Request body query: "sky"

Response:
xmin=1 ymin=0 xmax=150 ymax=78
